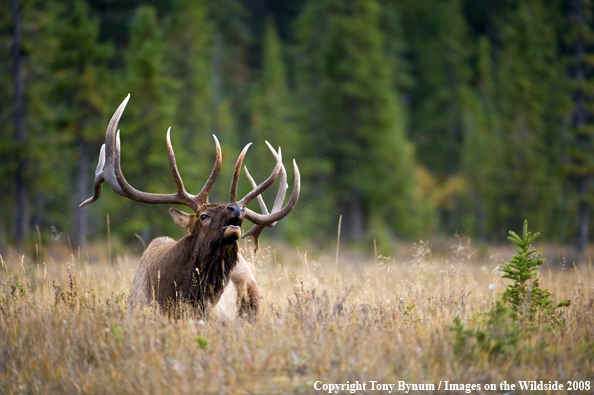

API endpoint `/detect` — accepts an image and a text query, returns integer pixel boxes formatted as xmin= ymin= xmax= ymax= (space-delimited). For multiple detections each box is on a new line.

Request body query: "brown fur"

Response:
xmin=128 ymin=203 xmax=259 ymax=319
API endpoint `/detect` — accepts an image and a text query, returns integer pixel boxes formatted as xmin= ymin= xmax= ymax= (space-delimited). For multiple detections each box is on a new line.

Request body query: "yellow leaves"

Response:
xmin=415 ymin=165 xmax=466 ymax=210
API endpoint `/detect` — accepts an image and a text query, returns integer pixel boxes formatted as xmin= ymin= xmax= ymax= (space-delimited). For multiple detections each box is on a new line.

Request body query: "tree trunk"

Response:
xmin=73 ymin=141 xmax=89 ymax=248
xmin=12 ymin=0 xmax=29 ymax=244
xmin=574 ymin=0 xmax=588 ymax=257
xmin=345 ymin=192 xmax=364 ymax=241
xmin=578 ymin=177 xmax=588 ymax=255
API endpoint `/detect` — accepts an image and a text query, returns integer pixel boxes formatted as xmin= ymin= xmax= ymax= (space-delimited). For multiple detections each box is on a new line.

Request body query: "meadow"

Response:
xmin=0 ymin=237 xmax=592 ymax=394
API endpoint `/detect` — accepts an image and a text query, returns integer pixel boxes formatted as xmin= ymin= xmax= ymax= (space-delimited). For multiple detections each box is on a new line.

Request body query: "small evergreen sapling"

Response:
xmin=450 ymin=221 xmax=571 ymax=361
xmin=500 ymin=220 xmax=570 ymax=322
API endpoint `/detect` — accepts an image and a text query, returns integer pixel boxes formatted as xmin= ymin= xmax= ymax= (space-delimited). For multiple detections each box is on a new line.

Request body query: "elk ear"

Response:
xmin=169 ymin=208 xmax=194 ymax=232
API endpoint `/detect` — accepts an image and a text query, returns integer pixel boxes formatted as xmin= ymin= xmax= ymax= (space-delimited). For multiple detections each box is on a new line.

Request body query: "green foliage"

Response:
xmin=450 ymin=221 xmax=570 ymax=361
xmin=501 ymin=220 xmax=570 ymax=321
xmin=196 ymin=335 xmax=210 ymax=350
xmin=398 ymin=0 xmax=471 ymax=178
xmin=295 ymin=0 xmax=426 ymax=244
xmin=48 ymin=0 xmax=116 ymax=246
xmin=166 ymin=0 xmax=213 ymax=198
xmin=111 ymin=325 xmax=123 ymax=345
xmin=450 ymin=301 xmax=526 ymax=361
xmin=565 ymin=0 xmax=594 ymax=253
xmin=113 ymin=5 xmax=179 ymax=239
xmin=402 ymin=303 xmax=421 ymax=324
xmin=248 ymin=18 xmax=301 ymax=242
xmin=459 ymin=1 xmax=570 ymax=240
xmin=1 ymin=275 xmax=27 ymax=303
xmin=1 ymin=0 xmax=594 ymax=250
xmin=459 ymin=37 xmax=504 ymax=239
xmin=493 ymin=2 xmax=569 ymax=238
xmin=249 ymin=18 xmax=297 ymax=166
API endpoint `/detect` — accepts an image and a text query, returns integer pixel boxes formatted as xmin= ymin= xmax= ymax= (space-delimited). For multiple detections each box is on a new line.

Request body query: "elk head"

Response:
xmin=168 ymin=204 xmax=245 ymax=245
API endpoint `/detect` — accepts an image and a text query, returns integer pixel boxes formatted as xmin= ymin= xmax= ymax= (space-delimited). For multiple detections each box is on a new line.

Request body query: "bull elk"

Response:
xmin=80 ymin=94 xmax=300 ymax=319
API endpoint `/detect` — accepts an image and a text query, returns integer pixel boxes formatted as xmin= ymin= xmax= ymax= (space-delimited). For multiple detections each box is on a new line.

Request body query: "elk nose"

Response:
xmin=227 ymin=204 xmax=244 ymax=217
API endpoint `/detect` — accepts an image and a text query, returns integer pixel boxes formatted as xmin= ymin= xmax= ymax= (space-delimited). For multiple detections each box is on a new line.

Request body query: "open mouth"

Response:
xmin=222 ymin=216 xmax=243 ymax=230
xmin=222 ymin=216 xmax=243 ymax=240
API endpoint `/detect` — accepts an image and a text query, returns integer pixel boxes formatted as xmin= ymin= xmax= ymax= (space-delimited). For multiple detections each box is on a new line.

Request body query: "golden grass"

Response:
xmin=0 ymin=239 xmax=592 ymax=394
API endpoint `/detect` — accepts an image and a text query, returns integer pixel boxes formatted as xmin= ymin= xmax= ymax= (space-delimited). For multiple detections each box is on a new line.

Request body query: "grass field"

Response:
xmin=0 ymin=238 xmax=592 ymax=394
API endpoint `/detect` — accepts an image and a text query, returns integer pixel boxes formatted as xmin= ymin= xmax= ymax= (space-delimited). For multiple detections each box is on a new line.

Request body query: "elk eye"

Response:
xmin=200 ymin=214 xmax=209 ymax=221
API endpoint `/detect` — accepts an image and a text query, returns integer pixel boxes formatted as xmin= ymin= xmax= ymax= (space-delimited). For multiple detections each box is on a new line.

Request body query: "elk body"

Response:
xmin=80 ymin=95 xmax=300 ymax=319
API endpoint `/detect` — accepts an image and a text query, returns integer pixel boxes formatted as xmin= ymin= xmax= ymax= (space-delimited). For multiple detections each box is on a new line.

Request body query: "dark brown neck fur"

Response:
xmin=178 ymin=233 xmax=239 ymax=310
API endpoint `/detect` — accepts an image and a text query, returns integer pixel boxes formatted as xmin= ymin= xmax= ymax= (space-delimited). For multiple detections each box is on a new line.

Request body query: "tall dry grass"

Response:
xmin=0 ymin=238 xmax=592 ymax=394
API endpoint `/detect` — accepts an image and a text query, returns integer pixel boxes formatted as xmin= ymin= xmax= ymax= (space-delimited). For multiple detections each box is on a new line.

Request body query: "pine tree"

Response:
xmin=494 ymin=0 xmax=569 ymax=238
xmin=47 ymin=0 xmax=113 ymax=248
xmin=166 ymin=0 xmax=216 ymax=205
xmin=250 ymin=18 xmax=297 ymax=157
xmin=296 ymin=0 xmax=424 ymax=245
xmin=377 ymin=0 xmax=413 ymax=95
xmin=459 ymin=37 xmax=504 ymax=240
xmin=247 ymin=18 xmax=299 ymax=241
xmin=204 ymin=0 xmax=251 ymax=202
xmin=116 ymin=5 xmax=178 ymax=240
xmin=0 ymin=0 xmax=72 ymax=245
xmin=398 ymin=0 xmax=471 ymax=179
xmin=566 ymin=0 xmax=594 ymax=257
xmin=0 ymin=0 xmax=12 ymax=247
xmin=393 ymin=0 xmax=473 ymax=236
xmin=501 ymin=221 xmax=570 ymax=320
xmin=10 ymin=0 xmax=28 ymax=244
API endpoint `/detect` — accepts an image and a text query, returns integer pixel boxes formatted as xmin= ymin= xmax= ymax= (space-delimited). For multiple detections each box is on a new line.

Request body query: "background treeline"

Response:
xmin=1 ymin=0 xmax=594 ymax=255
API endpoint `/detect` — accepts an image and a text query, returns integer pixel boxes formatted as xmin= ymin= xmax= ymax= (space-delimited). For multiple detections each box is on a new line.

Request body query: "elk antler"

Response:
xmin=240 ymin=146 xmax=285 ymax=251
xmin=80 ymin=94 xmax=222 ymax=212
xmin=240 ymin=146 xmax=301 ymax=251
xmin=228 ymin=143 xmax=252 ymax=204
xmin=228 ymin=141 xmax=286 ymax=207
xmin=80 ymin=95 xmax=299 ymax=224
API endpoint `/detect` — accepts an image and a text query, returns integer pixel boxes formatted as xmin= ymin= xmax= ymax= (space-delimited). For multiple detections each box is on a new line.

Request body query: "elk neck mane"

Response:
xmin=177 ymin=232 xmax=239 ymax=309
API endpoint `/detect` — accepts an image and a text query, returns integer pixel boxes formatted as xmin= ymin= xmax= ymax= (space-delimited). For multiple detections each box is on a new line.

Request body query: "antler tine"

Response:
xmin=240 ymin=148 xmax=288 ymax=251
xmin=194 ymin=135 xmax=222 ymax=206
xmin=113 ymin=130 xmax=199 ymax=210
xmin=244 ymin=159 xmax=300 ymax=226
xmin=166 ymin=128 xmax=193 ymax=203
xmin=229 ymin=143 xmax=252 ymax=203
xmin=244 ymin=166 xmax=270 ymax=215
xmin=79 ymin=144 xmax=107 ymax=207
xmin=244 ymin=146 xmax=287 ymax=216
xmin=237 ymin=141 xmax=282 ymax=208
xmin=105 ymin=94 xmax=130 ymax=169
xmin=270 ymin=147 xmax=288 ymax=213
xmin=240 ymin=165 xmax=270 ymax=251
xmin=80 ymin=94 xmax=131 ymax=207
xmin=241 ymin=224 xmax=266 ymax=252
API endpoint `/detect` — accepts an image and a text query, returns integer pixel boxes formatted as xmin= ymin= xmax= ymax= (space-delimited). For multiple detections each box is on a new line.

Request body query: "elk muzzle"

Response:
xmin=223 ymin=204 xmax=244 ymax=240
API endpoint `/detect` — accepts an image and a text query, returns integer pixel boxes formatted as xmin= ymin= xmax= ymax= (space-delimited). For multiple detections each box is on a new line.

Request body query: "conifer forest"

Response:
xmin=1 ymin=0 xmax=594 ymax=258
